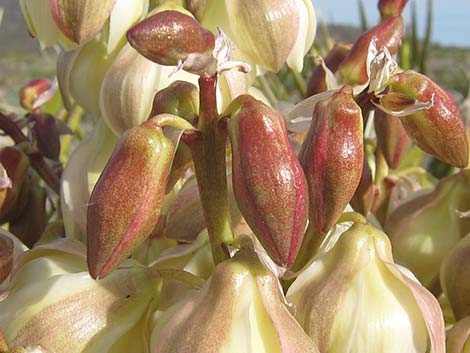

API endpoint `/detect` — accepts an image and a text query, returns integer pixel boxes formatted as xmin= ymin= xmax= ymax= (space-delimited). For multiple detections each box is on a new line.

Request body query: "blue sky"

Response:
xmin=313 ymin=0 xmax=470 ymax=47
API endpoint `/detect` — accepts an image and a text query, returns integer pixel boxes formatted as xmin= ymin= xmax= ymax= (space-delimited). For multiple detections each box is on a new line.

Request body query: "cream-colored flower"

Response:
xmin=287 ymin=222 xmax=445 ymax=353
xmin=0 ymin=239 xmax=159 ymax=353
xmin=150 ymin=241 xmax=319 ymax=353
xmin=200 ymin=0 xmax=316 ymax=72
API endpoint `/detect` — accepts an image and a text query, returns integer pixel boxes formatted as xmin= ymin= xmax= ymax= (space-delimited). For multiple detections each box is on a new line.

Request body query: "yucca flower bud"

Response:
xmin=9 ymin=184 xmax=47 ymax=248
xmin=61 ymin=121 xmax=118 ymax=240
xmin=229 ymin=95 xmax=308 ymax=268
xmin=150 ymin=81 xmax=199 ymax=120
xmin=441 ymin=235 xmax=470 ymax=321
xmin=149 ymin=81 xmax=199 ymax=190
xmin=128 ymin=10 xmax=215 ymax=66
xmin=446 ymin=316 xmax=470 ymax=353
xmin=339 ymin=15 xmax=403 ymax=85
xmin=150 ymin=241 xmax=319 ymax=353
xmin=287 ymin=221 xmax=445 ymax=353
xmin=201 ymin=0 xmax=316 ymax=72
xmin=87 ymin=119 xmax=174 ymax=279
xmin=378 ymin=70 xmax=469 ymax=167
xmin=0 ymin=239 xmax=159 ymax=353
xmin=306 ymin=42 xmax=351 ymax=97
xmin=299 ymin=86 xmax=363 ymax=234
xmin=19 ymin=79 xmax=55 ymax=112
xmin=0 ymin=147 xmax=30 ymax=223
xmin=375 ymin=110 xmax=412 ymax=169
xmin=378 ymin=0 xmax=408 ymax=20
xmin=385 ymin=170 xmax=470 ymax=287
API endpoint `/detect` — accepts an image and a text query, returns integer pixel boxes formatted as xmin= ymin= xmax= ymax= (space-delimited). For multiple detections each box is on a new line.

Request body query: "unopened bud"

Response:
xmin=386 ymin=170 xmax=470 ymax=286
xmin=375 ymin=110 xmax=412 ymax=169
xmin=127 ymin=10 xmax=215 ymax=66
xmin=229 ymin=95 xmax=309 ymax=268
xmin=19 ymin=79 xmax=55 ymax=111
xmin=299 ymin=86 xmax=364 ymax=234
xmin=380 ymin=70 xmax=469 ymax=167
xmin=306 ymin=42 xmax=351 ymax=97
xmin=339 ymin=15 xmax=403 ymax=85
xmin=87 ymin=119 xmax=174 ymax=279
xmin=441 ymin=235 xmax=470 ymax=321
xmin=150 ymin=81 xmax=199 ymax=191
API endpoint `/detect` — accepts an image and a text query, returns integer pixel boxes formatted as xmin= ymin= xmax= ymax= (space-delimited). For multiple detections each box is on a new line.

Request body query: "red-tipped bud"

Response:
xmin=0 ymin=147 xmax=30 ymax=222
xmin=381 ymin=70 xmax=469 ymax=167
xmin=229 ymin=95 xmax=309 ymax=268
xmin=19 ymin=79 xmax=55 ymax=111
xmin=339 ymin=15 xmax=403 ymax=85
xmin=306 ymin=42 xmax=352 ymax=97
xmin=375 ymin=110 xmax=412 ymax=169
xmin=378 ymin=0 xmax=408 ymax=20
xmin=127 ymin=10 xmax=215 ymax=66
xmin=87 ymin=119 xmax=174 ymax=279
xmin=299 ymin=86 xmax=364 ymax=234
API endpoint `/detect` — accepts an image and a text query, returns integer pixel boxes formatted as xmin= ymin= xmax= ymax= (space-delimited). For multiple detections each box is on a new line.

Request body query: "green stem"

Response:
xmin=189 ymin=76 xmax=233 ymax=265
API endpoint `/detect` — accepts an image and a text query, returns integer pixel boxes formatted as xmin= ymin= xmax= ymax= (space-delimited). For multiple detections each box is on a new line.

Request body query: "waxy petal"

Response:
xmin=48 ymin=0 xmax=116 ymax=44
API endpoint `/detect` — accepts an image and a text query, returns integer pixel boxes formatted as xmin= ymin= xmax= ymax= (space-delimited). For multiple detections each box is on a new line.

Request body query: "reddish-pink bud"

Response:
xmin=87 ymin=120 xmax=174 ymax=279
xmin=299 ymin=86 xmax=364 ymax=234
xmin=382 ymin=70 xmax=469 ymax=167
xmin=339 ymin=15 xmax=403 ymax=85
xmin=229 ymin=95 xmax=308 ymax=268
xmin=127 ymin=10 xmax=215 ymax=66
xmin=375 ymin=109 xmax=412 ymax=169
xmin=19 ymin=79 xmax=54 ymax=111
xmin=306 ymin=42 xmax=352 ymax=97
xmin=378 ymin=0 xmax=408 ymax=20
